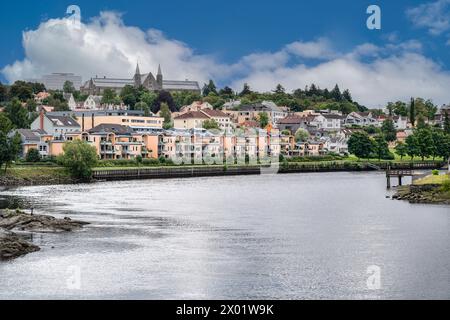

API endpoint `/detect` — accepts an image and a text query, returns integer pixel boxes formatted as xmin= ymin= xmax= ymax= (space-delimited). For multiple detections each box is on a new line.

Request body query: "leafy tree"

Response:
xmin=203 ymin=119 xmax=220 ymax=130
xmin=219 ymin=86 xmax=234 ymax=99
xmin=294 ymin=128 xmax=310 ymax=143
xmin=431 ymin=129 xmax=450 ymax=160
xmin=122 ymin=94 xmax=137 ymax=109
xmin=159 ymin=103 xmax=172 ymax=130
xmin=424 ymin=99 xmax=437 ymax=121
xmin=415 ymin=128 xmax=434 ymax=160
xmin=444 ymin=111 xmax=450 ymax=135
xmin=348 ymin=132 xmax=374 ymax=159
xmin=381 ymin=118 xmax=397 ymax=142
xmin=409 ymin=97 xmax=416 ymax=127
xmin=140 ymin=91 xmax=157 ymax=108
xmin=373 ymin=135 xmax=390 ymax=160
xmin=58 ymin=140 xmax=98 ymax=180
xmin=405 ymin=134 xmax=418 ymax=160
xmin=5 ymin=99 xmax=29 ymax=128
xmin=101 ymin=89 xmax=117 ymax=104
xmin=152 ymin=91 xmax=176 ymax=113
xmin=0 ymin=132 xmax=21 ymax=172
xmin=25 ymin=148 xmax=41 ymax=162
xmin=395 ymin=142 xmax=407 ymax=160
xmin=391 ymin=101 xmax=408 ymax=117
xmin=63 ymin=81 xmax=75 ymax=93
xmin=26 ymin=99 xmax=37 ymax=112
xmin=9 ymin=81 xmax=33 ymax=102
xmin=0 ymin=113 xmax=13 ymax=134
xmin=258 ymin=112 xmax=269 ymax=128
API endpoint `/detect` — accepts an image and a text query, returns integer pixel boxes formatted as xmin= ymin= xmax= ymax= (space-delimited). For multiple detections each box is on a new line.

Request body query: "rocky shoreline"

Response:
xmin=0 ymin=175 xmax=76 ymax=187
xmin=393 ymin=184 xmax=450 ymax=205
xmin=0 ymin=209 xmax=89 ymax=261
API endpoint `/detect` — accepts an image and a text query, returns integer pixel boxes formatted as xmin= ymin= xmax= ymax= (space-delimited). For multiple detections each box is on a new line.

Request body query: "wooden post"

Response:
xmin=398 ymin=176 xmax=402 ymax=186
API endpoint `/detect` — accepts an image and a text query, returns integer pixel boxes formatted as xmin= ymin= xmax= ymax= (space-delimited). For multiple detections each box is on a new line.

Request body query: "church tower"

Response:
xmin=134 ymin=63 xmax=142 ymax=88
xmin=156 ymin=64 xmax=163 ymax=89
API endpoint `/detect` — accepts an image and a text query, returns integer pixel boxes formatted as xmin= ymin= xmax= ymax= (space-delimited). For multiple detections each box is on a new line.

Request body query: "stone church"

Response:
xmin=81 ymin=64 xmax=201 ymax=95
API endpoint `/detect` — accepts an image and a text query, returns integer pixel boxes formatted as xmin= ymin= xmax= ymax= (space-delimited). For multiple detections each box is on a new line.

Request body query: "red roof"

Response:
xmin=174 ymin=111 xmax=210 ymax=120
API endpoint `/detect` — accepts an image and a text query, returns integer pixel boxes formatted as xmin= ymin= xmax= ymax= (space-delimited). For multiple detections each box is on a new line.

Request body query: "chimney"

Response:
xmin=82 ymin=114 xmax=85 ymax=132
xmin=39 ymin=108 xmax=45 ymax=131
xmin=91 ymin=114 xmax=95 ymax=130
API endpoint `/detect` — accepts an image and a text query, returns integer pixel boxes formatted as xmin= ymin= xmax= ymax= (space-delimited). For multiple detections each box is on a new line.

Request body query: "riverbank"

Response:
xmin=0 ymin=209 xmax=89 ymax=260
xmin=393 ymin=173 xmax=450 ymax=205
xmin=0 ymin=160 xmax=445 ymax=186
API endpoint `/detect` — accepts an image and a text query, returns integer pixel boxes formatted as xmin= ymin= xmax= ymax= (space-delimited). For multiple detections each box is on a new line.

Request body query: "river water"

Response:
xmin=0 ymin=172 xmax=448 ymax=300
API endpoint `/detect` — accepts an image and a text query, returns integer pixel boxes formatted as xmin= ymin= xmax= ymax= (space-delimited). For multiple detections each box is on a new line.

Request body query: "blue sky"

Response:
xmin=1 ymin=0 xmax=450 ymax=107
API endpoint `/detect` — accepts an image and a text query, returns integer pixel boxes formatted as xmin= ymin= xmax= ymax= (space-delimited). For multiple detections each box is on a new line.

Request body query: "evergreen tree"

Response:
xmin=409 ymin=97 xmax=416 ymax=127
xmin=381 ymin=119 xmax=397 ymax=142
xmin=0 ymin=82 xmax=7 ymax=102
xmin=274 ymin=84 xmax=285 ymax=94
xmin=330 ymin=84 xmax=342 ymax=102
xmin=348 ymin=132 xmax=374 ymax=159
xmin=239 ymin=83 xmax=252 ymax=96
xmin=63 ymin=81 xmax=75 ymax=93
xmin=342 ymin=89 xmax=352 ymax=102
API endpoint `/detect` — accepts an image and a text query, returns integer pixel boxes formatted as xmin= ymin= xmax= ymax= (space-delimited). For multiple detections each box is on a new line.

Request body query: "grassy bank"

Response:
xmin=0 ymin=165 xmax=74 ymax=186
xmin=394 ymin=173 xmax=450 ymax=204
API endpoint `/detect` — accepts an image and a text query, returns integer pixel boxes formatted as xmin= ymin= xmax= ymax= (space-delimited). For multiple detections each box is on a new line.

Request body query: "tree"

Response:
xmin=58 ymin=140 xmax=98 ymax=180
xmin=63 ymin=81 xmax=75 ymax=93
xmin=5 ymin=99 xmax=29 ymax=129
xmin=219 ymin=86 xmax=234 ymax=99
xmin=202 ymin=80 xmax=217 ymax=96
xmin=239 ymin=83 xmax=252 ymax=96
xmin=0 ymin=113 xmax=13 ymax=134
xmin=0 ymin=82 xmax=7 ymax=102
xmin=381 ymin=118 xmax=397 ymax=142
xmin=431 ymin=129 xmax=450 ymax=161
xmin=274 ymin=84 xmax=285 ymax=94
xmin=348 ymin=132 xmax=374 ymax=159
xmin=25 ymin=148 xmax=41 ymax=162
xmin=415 ymin=128 xmax=434 ymax=160
xmin=373 ymin=135 xmax=390 ymax=160
xmin=395 ymin=142 xmax=407 ymax=160
xmin=122 ymin=94 xmax=137 ymax=109
xmin=26 ymin=99 xmax=37 ymax=112
xmin=424 ymin=99 xmax=437 ymax=121
xmin=405 ymin=134 xmax=418 ymax=160
xmin=101 ymin=89 xmax=117 ymax=104
xmin=342 ymin=89 xmax=352 ymax=102
xmin=0 ymin=132 xmax=21 ymax=172
xmin=294 ymin=128 xmax=310 ymax=143
xmin=444 ymin=111 xmax=450 ymax=135
xmin=392 ymin=101 xmax=408 ymax=117
xmin=409 ymin=97 xmax=416 ymax=127
xmin=152 ymin=91 xmax=176 ymax=113
xmin=159 ymin=103 xmax=172 ymax=130
xmin=258 ymin=112 xmax=269 ymax=128
xmin=203 ymin=119 xmax=220 ymax=130
xmin=9 ymin=81 xmax=33 ymax=102
xmin=330 ymin=84 xmax=342 ymax=101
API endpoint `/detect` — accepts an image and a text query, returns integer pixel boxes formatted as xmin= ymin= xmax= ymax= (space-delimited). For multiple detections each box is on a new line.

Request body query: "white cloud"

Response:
xmin=406 ymin=0 xmax=450 ymax=35
xmin=1 ymin=11 xmax=226 ymax=85
xmin=285 ymin=38 xmax=336 ymax=59
xmin=2 ymin=11 xmax=450 ymax=108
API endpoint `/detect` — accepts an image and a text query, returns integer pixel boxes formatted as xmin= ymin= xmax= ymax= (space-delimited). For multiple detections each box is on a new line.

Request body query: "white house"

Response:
xmin=63 ymin=93 xmax=77 ymax=110
xmin=314 ymin=114 xmax=342 ymax=131
xmin=31 ymin=112 xmax=81 ymax=138
xmin=83 ymin=95 xmax=102 ymax=109
xmin=393 ymin=116 xmax=408 ymax=130
xmin=345 ymin=112 xmax=379 ymax=127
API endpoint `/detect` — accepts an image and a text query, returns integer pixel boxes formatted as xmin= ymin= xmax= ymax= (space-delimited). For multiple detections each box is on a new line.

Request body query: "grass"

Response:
xmin=414 ymin=173 xmax=450 ymax=185
xmin=1 ymin=165 xmax=70 ymax=180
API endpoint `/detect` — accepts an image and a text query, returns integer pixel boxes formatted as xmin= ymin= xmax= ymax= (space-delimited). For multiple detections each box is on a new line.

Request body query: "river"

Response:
xmin=0 ymin=172 xmax=448 ymax=299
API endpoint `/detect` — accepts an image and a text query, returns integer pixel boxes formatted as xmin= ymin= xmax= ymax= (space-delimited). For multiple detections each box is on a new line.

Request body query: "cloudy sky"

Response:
xmin=1 ymin=0 xmax=450 ymax=107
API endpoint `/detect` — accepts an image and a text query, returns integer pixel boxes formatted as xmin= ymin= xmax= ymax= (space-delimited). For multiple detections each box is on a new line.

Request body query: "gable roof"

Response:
xmin=46 ymin=115 xmax=80 ymax=128
xmin=174 ymin=111 xmax=210 ymax=120
xmin=201 ymin=109 xmax=229 ymax=117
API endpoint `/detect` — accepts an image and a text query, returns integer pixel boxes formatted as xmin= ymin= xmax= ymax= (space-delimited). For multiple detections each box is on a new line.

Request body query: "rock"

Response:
xmin=0 ymin=229 xmax=40 ymax=261
xmin=0 ymin=210 xmax=89 ymax=233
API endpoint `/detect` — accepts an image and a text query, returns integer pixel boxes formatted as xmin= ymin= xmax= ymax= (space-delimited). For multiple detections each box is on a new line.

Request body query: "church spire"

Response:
xmin=135 ymin=62 xmax=141 ymax=76
xmin=156 ymin=64 xmax=163 ymax=88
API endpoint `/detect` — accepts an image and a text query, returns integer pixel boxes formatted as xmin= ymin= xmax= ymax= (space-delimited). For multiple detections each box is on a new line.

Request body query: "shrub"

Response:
xmin=58 ymin=140 xmax=98 ymax=180
xmin=432 ymin=170 xmax=439 ymax=176
xmin=25 ymin=148 xmax=41 ymax=162
xmin=441 ymin=180 xmax=450 ymax=192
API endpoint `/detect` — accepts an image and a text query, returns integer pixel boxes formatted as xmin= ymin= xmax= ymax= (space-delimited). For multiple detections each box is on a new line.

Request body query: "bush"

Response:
xmin=58 ymin=140 xmax=98 ymax=180
xmin=25 ymin=148 xmax=41 ymax=162
xmin=432 ymin=170 xmax=439 ymax=176
xmin=441 ymin=180 xmax=450 ymax=192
